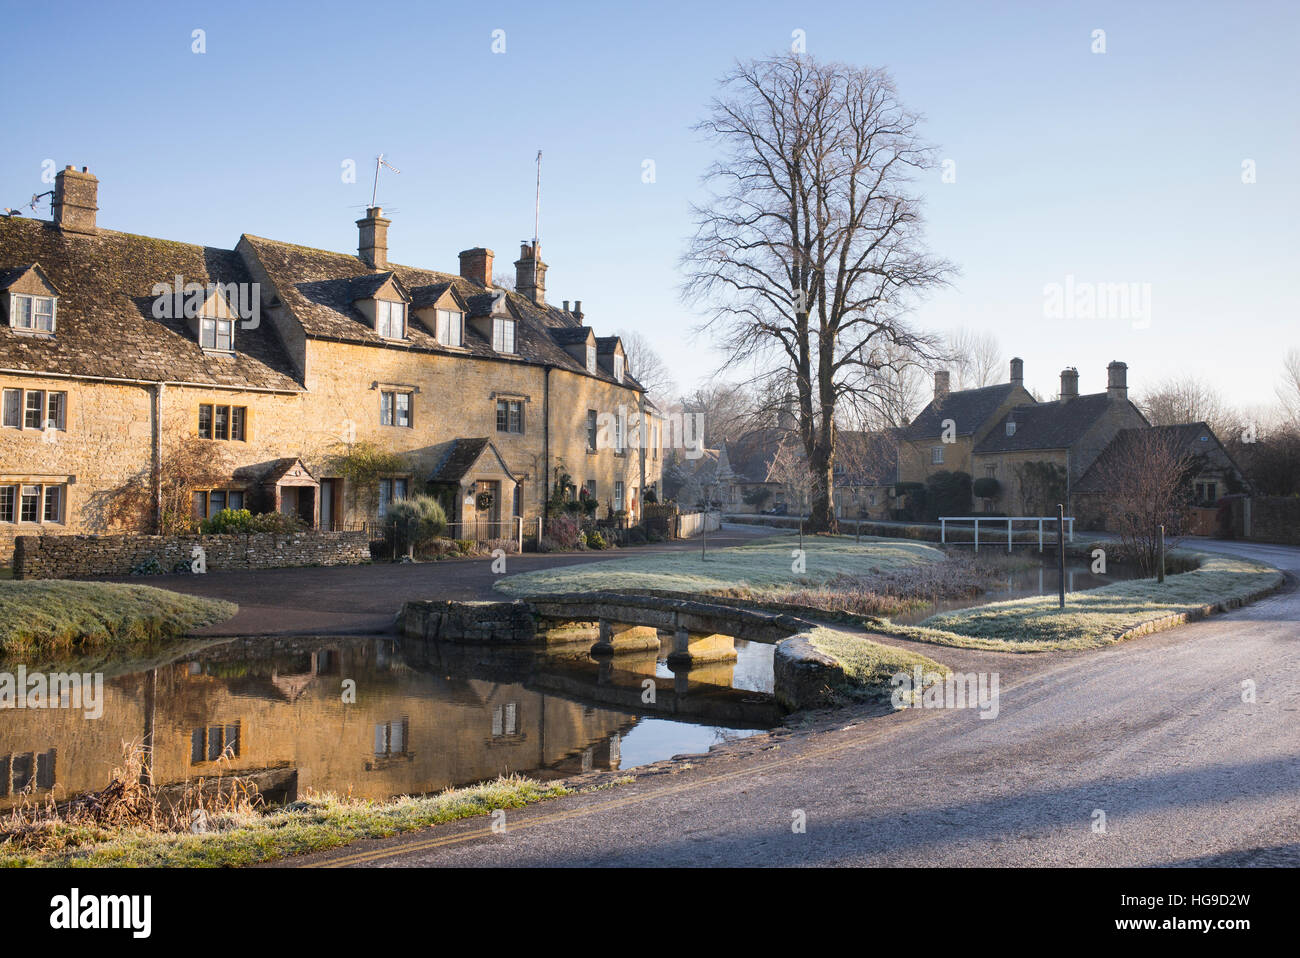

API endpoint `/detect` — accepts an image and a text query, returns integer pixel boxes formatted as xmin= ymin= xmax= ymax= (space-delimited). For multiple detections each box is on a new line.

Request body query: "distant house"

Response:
xmin=1073 ymin=422 xmax=1250 ymax=533
xmin=898 ymin=358 xmax=1149 ymax=516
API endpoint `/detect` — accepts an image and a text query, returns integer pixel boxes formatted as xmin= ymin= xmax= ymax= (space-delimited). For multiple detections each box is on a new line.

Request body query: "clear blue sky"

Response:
xmin=2 ymin=0 xmax=1296 ymax=410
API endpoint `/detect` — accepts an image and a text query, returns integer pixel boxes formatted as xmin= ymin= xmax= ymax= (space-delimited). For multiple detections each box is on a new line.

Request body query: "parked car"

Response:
xmin=763 ymin=502 xmax=789 ymax=516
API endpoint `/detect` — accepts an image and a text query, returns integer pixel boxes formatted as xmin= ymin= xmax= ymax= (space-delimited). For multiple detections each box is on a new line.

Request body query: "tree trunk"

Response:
xmin=807 ymin=445 xmax=838 ymax=533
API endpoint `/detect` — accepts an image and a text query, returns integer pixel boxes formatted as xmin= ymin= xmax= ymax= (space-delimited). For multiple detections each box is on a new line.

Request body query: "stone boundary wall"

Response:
xmin=12 ymin=530 xmax=370 ymax=580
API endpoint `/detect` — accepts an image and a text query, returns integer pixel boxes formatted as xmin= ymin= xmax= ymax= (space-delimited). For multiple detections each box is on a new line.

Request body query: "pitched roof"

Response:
xmin=239 ymin=234 xmax=645 ymax=391
xmin=1074 ymin=422 xmax=1246 ymax=494
xmin=428 ymin=437 xmax=492 ymax=483
xmin=902 ymin=383 xmax=1020 ymax=439
xmin=0 ymin=217 xmax=300 ymax=390
xmin=974 ymin=393 xmax=1132 ymax=453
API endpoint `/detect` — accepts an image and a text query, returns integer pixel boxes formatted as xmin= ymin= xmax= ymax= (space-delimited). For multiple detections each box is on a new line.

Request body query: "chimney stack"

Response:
xmin=356 ymin=207 xmax=391 ymax=269
xmin=514 ymin=240 xmax=547 ymax=305
xmin=1059 ymin=367 xmax=1079 ymax=402
xmin=572 ymin=299 xmax=582 ymax=320
xmin=934 ymin=370 xmax=950 ymax=401
xmin=1010 ymin=356 xmax=1024 ymax=386
xmin=53 ymin=165 xmax=98 ymax=234
xmin=1107 ymin=360 xmax=1128 ymax=400
xmin=458 ymin=247 xmax=494 ymax=288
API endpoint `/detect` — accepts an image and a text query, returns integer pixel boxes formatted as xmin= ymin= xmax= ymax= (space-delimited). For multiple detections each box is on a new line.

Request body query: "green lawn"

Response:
xmin=0 ymin=776 xmax=577 ymax=868
xmin=496 ymin=535 xmax=944 ymax=596
xmin=877 ymin=551 xmax=1282 ymax=652
xmin=0 ymin=580 xmax=237 ymax=664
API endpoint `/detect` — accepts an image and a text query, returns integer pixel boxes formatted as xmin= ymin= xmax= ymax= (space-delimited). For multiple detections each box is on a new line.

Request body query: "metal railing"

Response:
xmin=940 ymin=515 xmax=1075 ymax=553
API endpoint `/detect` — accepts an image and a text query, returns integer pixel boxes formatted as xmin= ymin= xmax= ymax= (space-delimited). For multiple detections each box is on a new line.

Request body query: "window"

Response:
xmin=46 ymin=392 xmax=65 ymax=430
xmin=2 ymin=483 xmax=65 ymax=524
xmin=614 ymin=481 xmax=625 ymax=512
xmin=436 ymin=308 xmax=463 ymax=347
xmin=380 ymin=391 xmax=412 ymax=428
xmin=20 ymin=485 xmax=40 ymax=522
xmin=491 ymin=703 xmax=519 ymax=738
xmin=374 ymin=719 xmax=410 ymax=757
xmin=10 ymin=294 xmax=56 ymax=333
xmin=191 ymin=490 xmax=245 ymax=519
xmin=586 ymin=345 xmax=596 ymax=374
xmin=1006 ymin=421 xmax=1016 ymax=437
xmin=377 ymin=300 xmax=406 ymax=339
xmin=1196 ymin=481 xmax=1218 ymax=504
xmin=496 ymin=399 xmax=523 ymax=434
xmin=587 ymin=409 xmax=598 ymax=451
xmin=24 ymin=390 xmax=44 ymax=429
xmin=200 ymin=317 xmax=234 ymax=351
xmin=614 ymin=414 xmax=625 ymax=455
xmin=492 ymin=317 xmax=516 ymax=353
xmin=613 ymin=353 xmax=624 ymax=383
xmin=198 ymin=404 xmax=246 ymax=441
xmin=42 ymin=485 xmax=62 ymax=522
xmin=378 ymin=477 xmax=409 ymax=517
xmin=584 ymin=479 xmax=597 ymax=501
xmin=931 ymin=446 xmax=944 ymax=465
xmin=191 ymin=723 xmax=240 ymax=764
xmin=2 ymin=388 xmax=62 ymax=430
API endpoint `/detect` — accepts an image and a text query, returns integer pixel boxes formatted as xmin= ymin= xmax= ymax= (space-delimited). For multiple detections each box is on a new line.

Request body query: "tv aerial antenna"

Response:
xmin=371 ymin=153 xmax=401 ymax=208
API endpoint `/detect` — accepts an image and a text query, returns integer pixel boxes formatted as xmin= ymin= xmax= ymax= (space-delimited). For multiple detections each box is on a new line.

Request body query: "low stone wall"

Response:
xmin=1247 ymin=496 xmax=1300 ymax=545
xmin=12 ymin=530 xmax=370 ymax=580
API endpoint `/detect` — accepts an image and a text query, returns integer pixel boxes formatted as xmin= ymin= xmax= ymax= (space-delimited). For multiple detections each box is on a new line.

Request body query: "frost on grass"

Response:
xmin=0 ymin=580 xmax=237 ymax=663
xmin=495 ymin=536 xmax=944 ymax=597
xmin=883 ymin=552 xmax=1282 ymax=652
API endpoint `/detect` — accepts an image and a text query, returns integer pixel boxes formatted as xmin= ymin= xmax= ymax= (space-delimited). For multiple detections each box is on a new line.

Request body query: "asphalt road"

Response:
xmin=286 ymin=536 xmax=1300 ymax=867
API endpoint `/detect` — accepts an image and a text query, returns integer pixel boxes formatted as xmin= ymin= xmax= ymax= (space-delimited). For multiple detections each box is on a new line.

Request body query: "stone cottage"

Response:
xmin=0 ymin=165 xmax=662 ymax=560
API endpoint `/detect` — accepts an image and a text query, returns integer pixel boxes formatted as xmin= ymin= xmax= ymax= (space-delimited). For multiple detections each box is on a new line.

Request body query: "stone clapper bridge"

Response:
xmin=398 ymin=593 xmax=845 ymax=713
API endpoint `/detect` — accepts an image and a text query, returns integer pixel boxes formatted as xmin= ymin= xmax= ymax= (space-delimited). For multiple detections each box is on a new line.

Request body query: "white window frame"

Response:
xmin=380 ymin=390 xmax=412 ymax=428
xmin=377 ymin=300 xmax=406 ymax=339
xmin=200 ymin=316 xmax=234 ymax=352
xmin=436 ymin=308 xmax=463 ymax=347
xmin=5 ymin=481 xmax=65 ymax=524
xmin=613 ymin=353 xmax=624 ymax=383
xmin=586 ymin=345 xmax=596 ymax=374
xmin=614 ymin=480 xmax=625 ymax=512
xmin=492 ymin=317 xmax=516 ymax=353
xmin=931 ymin=446 xmax=944 ymax=464
xmin=10 ymin=293 xmax=56 ymax=333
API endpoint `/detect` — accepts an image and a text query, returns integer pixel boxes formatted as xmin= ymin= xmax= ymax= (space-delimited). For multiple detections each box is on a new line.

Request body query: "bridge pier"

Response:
xmin=591 ymin=620 xmax=660 ymax=657
xmin=665 ymin=627 xmax=738 ymax=670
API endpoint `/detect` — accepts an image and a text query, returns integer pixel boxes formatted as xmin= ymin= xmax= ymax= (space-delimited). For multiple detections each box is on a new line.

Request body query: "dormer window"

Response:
xmin=1006 ymin=420 xmax=1016 ymax=437
xmin=613 ymin=353 xmax=624 ymax=383
xmin=200 ymin=315 xmax=234 ymax=352
xmin=11 ymin=294 xmax=56 ymax=333
xmin=586 ymin=345 xmax=596 ymax=374
xmin=436 ymin=309 xmax=463 ymax=347
xmin=493 ymin=317 xmax=516 ymax=353
xmin=377 ymin=300 xmax=406 ymax=339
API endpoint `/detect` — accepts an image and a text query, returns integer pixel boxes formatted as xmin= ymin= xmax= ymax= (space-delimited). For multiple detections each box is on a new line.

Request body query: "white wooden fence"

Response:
xmin=940 ymin=515 xmax=1075 ymax=552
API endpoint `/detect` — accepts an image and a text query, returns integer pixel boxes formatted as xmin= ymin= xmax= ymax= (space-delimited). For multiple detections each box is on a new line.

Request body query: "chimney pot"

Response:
xmin=514 ymin=240 xmax=547 ymax=306
xmin=356 ymin=207 xmax=391 ymax=269
xmin=1059 ymin=367 xmax=1079 ymax=402
xmin=458 ymin=247 xmax=494 ymax=288
xmin=53 ymin=165 xmax=99 ymax=234
xmin=1010 ymin=356 xmax=1024 ymax=385
xmin=1107 ymin=360 xmax=1129 ymax=400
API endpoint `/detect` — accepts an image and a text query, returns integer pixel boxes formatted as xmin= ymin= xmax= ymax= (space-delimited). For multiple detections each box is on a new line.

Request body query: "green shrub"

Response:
xmin=586 ymin=530 xmax=608 ymax=550
xmin=382 ymin=495 xmax=449 ymax=556
xmin=200 ymin=508 xmax=305 ymax=535
xmin=972 ymin=477 xmax=1001 ymax=501
xmin=924 ymin=471 xmax=972 ymax=520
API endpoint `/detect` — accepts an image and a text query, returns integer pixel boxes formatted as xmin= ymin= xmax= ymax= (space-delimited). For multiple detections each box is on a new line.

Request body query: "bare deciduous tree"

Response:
xmin=1090 ymin=429 xmax=1198 ymax=576
xmin=946 ymin=328 xmax=1004 ymax=390
xmin=616 ymin=329 xmax=676 ymax=403
xmin=683 ymin=54 xmax=953 ymax=532
xmin=1276 ymin=348 xmax=1300 ymax=424
xmin=1137 ymin=375 xmax=1227 ymax=432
